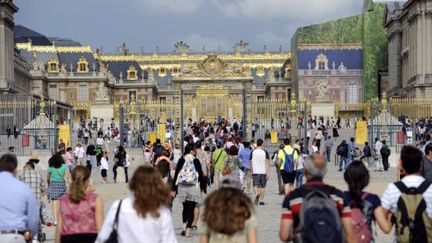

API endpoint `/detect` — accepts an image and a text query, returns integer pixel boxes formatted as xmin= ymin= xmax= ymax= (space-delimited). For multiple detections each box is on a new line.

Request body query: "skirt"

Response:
xmin=61 ymin=233 xmax=97 ymax=243
xmin=47 ymin=181 xmax=67 ymax=200
xmin=177 ymin=184 xmax=201 ymax=204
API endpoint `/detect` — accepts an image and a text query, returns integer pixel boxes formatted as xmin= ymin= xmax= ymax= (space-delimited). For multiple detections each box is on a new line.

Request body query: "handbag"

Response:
xmin=222 ymin=166 xmax=232 ymax=176
xmin=105 ymin=200 xmax=123 ymax=243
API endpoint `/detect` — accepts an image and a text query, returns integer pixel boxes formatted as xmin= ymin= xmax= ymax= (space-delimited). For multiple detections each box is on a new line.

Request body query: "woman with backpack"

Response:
xmin=343 ymin=161 xmax=392 ymax=242
xmin=222 ymin=145 xmax=241 ymax=181
xmin=172 ymin=144 xmax=206 ymax=238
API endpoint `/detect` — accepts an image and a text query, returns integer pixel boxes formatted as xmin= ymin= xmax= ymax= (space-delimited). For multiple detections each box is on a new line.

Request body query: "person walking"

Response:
xmin=295 ymin=146 xmax=305 ymax=189
xmin=278 ymin=138 xmax=299 ymax=195
xmin=361 ymin=141 xmax=373 ymax=167
xmin=381 ymin=145 xmax=432 ymax=242
xmin=421 ymin=143 xmax=432 ymax=181
xmin=0 ymin=154 xmax=39 ymax=243
xmin=74 ymin=143 xmax=85 ymax=166
xmin=374 ymin=138 xmax=383 ymax=171
xmin=324 ymin=136 xmax=333 ymax=162
xmin=211 ymin=144 xmax=227 ymax=189
xmin=273 ymin=147 xmax=285 ymax=195
xmin=172 ymin=144 xmax=206 ymax=238
xmin=56 ymin=166 xmax=104 ymax=243
xmin=86 ymin=142 xmax=97 ymax=171
xmin=343 ymin=161 xmax=392 ymax=243
xmin=279 ymin=154 xmax=356 ymax=243
xmin=347 ymin=137 xmax=355 ymax=167
xmin=113 ymin=146 xmax=128 ymax=183
xmin=250 ymin=139 xmax=270 ymax=206
xmin=65 ymin=147 xmax=76 ymax=172
xmin=46 ymin=154 xmax=71 ymax=226
xmin=100 ymin=151 xmax=109 ymax=184
xmin=96 ymin=166 xmax=177 ymax=243
xmin=199 ymin=178 xmax=257 ymax=243
xmin=337 ymin=140 xmax=349 ymax=171
xmin=380 ymin=140 xmax=391 ymax=171
xmin=222 ymin=146 xmax=241 ymax=181
xmin=239 ymin=141 xmax=253 ymax=194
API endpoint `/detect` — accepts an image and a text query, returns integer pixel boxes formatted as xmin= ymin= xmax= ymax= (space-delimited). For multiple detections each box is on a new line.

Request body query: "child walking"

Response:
xmin=100 ymin=151 xmax=109 ymax=184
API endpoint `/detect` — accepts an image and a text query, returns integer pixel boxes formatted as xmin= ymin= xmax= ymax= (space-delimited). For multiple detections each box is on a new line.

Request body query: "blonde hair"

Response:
xmin=69 ymin=166 xmax=90 ymax=204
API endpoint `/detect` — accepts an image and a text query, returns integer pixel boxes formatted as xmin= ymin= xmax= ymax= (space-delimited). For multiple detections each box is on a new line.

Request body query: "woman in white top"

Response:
xmin=96 ymin=166 xmax=177 ymax=243
xmin=100 ymin=151 xmax=109 ymax=184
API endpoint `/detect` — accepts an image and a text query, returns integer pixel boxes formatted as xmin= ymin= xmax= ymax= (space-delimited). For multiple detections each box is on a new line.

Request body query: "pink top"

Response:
xmin=60 ymin=192 xmax=98 ymax=235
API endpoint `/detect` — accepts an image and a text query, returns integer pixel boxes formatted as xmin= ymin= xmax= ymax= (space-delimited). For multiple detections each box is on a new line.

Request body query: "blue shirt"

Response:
xmin=0 ymin=172 xmax=39 ymax=235
xmin=239 ymin=148 xmax=252 ymax=169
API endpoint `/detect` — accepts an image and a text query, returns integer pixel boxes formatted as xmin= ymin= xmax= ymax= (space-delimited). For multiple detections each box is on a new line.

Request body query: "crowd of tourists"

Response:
xmin=4 ymin=116 xmax=432 ymax=243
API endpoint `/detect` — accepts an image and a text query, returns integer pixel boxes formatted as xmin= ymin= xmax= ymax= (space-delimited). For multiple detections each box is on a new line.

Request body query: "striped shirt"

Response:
xmin=281 ymin=178 xmax=351 ymax=227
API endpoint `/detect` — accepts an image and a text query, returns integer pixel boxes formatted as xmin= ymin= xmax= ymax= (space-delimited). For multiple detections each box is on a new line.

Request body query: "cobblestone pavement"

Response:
xmin=39 ymin=127 xmax=396 ymax=242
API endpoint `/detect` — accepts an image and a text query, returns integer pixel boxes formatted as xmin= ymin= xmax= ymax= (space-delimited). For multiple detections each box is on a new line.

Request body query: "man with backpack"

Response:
xmin=279 ymin=154 xmax=356 ymax=243
xmin=336 ymin=140 xmax=349 ymax=171
xmin=381 ymin=145 xmax=432 ymax=243
xmin=278 ymin=138 xmax=299 ymax=195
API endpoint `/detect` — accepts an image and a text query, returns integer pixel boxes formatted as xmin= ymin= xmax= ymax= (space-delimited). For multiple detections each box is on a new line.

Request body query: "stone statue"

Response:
xmin=316 ymin=81 xmax=329 ymax=102
xmin=92 ymin=63 xmax=96 ymax=72
xmin=95 ymin=82 xmax=109 ymax=101
xmin=147 ymin=69 xmax=155 ymax=82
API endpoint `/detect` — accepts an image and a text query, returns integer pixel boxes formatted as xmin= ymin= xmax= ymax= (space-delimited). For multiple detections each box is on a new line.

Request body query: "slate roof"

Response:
xmin=104 ymin=61 xmax=146 ymax=80
xmin=14 ymin=25 xmax=52 ymax=45
xmin=57 ymin=52 xmax=99 ymax=72
xmin=49 ymin=38 xmax=82 ymax=47
xmin=385 ymin=1 xmax=405 ymax=23
xmin=297 ymin=48 xmax=363 ymax=70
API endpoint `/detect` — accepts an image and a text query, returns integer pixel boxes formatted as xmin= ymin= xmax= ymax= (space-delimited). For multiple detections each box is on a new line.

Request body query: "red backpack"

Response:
xmin=351 ymin=193 xmax=373 ymax=243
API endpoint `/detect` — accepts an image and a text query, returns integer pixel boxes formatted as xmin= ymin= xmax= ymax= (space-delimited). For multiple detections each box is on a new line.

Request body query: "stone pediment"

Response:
xmin=180 ymin=53 xmax=249 ymax=78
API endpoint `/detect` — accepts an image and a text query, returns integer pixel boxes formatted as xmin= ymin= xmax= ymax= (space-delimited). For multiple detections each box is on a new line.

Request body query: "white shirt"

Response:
xmin=74 ymin=146 xmax=85 ymax=159
xmin=375 ymin=141 xmax=383 ymax=152
xmin=100 ymin=157 xmax=109 ymax=170
xmin=381 ymin=175 xmax=432 ymax=218
xmin=251 ymin=148 xmax=269 ymax=175
xmin=96 ymin=196 xmax=177 ymax=243
xmin=96 ymin=137 xmax=104 ymax=146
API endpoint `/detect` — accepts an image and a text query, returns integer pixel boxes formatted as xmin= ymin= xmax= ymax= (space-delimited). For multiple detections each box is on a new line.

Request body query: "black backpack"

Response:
xmin=394 ymin=180 xmax=432 ymax=243
xmin=380 ymin=146 xmax=391 ymax=158
xmin=296 ymin=186 xmax=344 ymax=243
xmin=336 ymin=145 xmax=347 ymax=156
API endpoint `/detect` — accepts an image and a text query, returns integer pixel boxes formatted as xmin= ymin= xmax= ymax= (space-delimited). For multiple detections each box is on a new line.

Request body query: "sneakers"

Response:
xmin=259 ymin=202 xmax=265 ymax=205
xmin=254 ymin=195 xmax=259 ymax=205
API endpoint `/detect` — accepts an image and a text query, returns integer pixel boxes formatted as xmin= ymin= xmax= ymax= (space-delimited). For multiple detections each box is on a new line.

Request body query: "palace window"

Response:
xmin=315 ymin=53 xmax=328 ymax=70
xmin=159 ymin=67 xmax=166 ymax=77
xmin=77 ymin=57 xmax=89 ymax=73
xmin=48 ymin=58 xmax=59 ymax=72
xmin=127 ymin=65 xmax=138 ymax=80
xmin=348 ymin=84 xmax=358 ymax=104
xmin=172 ymin=67 xmax=180 ymax=75
xmin=77 ymin=84 xmax=89 ymax=101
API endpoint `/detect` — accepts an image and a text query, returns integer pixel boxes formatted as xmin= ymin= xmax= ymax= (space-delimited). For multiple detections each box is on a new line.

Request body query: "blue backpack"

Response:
xmin=282 ymin=149 xmax=295 ymax=173
xmin=297 ymin=186 xmax=344 ymax=243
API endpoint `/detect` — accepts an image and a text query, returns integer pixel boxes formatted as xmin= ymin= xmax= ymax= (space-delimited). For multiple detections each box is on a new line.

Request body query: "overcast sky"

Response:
xmin=15 ymin=0 xmax=363 ymax=53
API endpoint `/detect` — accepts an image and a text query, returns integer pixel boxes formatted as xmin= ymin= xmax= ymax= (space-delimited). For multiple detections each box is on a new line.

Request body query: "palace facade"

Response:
xmin=13 ymin=25 xmax=291 ymax=120
xmin=385 ymin=0 xmax=432 ymax=99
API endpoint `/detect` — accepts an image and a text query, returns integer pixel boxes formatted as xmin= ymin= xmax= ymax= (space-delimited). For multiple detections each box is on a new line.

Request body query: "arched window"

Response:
xmin=77 ymin=57 xmax=89 ymax=73
xmin=159 ymin=67 xmax=166 ymax=77
xmin=127 ymin=65 xmax=138 ymax=80
xmin=315 ymin=53 xmax=328 ymax=70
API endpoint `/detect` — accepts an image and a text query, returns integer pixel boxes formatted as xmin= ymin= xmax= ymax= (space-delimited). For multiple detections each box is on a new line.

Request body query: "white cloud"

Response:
xmin=139 ymin=0 xmax=203 ymax=14
xmin=175 ymin=33 xmax=231 ymax=52
xmin=212 ymin=0 xmax=361 ymax=23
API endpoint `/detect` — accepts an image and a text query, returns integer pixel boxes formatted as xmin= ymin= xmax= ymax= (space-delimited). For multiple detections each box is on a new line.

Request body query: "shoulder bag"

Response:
xmin=105 ymin=200 xmax=123 ymax=243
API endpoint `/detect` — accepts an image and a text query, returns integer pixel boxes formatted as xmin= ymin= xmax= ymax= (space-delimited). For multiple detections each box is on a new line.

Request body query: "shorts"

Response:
xmin=252 ymin=174 xmax=267 ymax=188
xmin=281 ymin=170 xmax=296 ymax=184
xmin=101 ymin=169 xmax=107 ymax=177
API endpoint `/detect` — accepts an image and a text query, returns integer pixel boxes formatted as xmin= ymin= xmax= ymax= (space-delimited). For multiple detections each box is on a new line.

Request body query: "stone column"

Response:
xmin=0 ymin=0 xmax=18 ymax=93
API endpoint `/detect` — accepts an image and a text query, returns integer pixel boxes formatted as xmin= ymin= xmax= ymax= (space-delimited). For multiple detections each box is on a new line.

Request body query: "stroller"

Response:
xmin=37 ymin=202 xmax=54 ymax=242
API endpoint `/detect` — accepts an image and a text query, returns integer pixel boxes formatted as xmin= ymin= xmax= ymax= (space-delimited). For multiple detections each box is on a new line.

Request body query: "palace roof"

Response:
xmin=14 ymin=25 xmax=52 ymax=45
xmin=297 ymin=48 xmax=363 ymax=70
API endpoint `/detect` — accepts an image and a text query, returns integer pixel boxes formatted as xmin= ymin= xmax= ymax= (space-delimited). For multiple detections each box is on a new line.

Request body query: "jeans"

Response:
xmin=88 ymin=155 xmax=96 ymax=167
xmin=326 ymin=147 xmax=332 ymax=162
xmin=339 ymin=156 xmax=348 ymax=170
xmin=295 ymin=169 xmax=303 ymax=188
